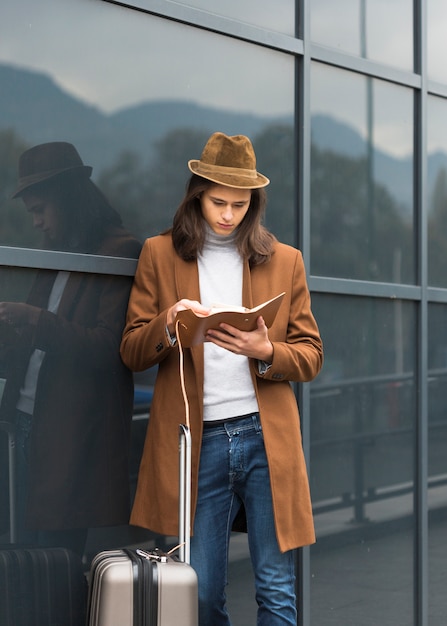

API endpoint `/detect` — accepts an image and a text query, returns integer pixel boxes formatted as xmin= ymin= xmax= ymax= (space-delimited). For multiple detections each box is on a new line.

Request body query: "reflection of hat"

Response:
xmin=12 ymin=142 xmax=93 ymax=198
xmin=188 ymin=132 xmax=269 ymax=189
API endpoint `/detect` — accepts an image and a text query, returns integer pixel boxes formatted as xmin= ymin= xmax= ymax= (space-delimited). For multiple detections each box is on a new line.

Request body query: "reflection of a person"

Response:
xmin=0 ymin=142 xmax=142 ymax=557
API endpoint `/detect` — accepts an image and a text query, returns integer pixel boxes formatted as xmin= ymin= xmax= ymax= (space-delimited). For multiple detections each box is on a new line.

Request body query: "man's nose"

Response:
xmin=32 ymin=214 xmax=43 ymax=228
xmin=221 ymin=205 xmax=233 ymax=220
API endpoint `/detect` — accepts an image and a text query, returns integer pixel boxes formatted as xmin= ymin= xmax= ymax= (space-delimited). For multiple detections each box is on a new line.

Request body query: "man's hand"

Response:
xmin=166 ymin=299 xmax=211 ymax=335
xmin=0 ymin=302 xmax=41 ymax=327
xmin=206 ymin=315 xmax=273 ymax=362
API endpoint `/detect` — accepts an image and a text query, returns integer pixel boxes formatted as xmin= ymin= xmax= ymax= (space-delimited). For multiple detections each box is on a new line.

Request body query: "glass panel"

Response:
xmin=311 ymin=0 xmax=413 ymax=72
xmin=310 ymin=293 xmax=416 ymax=624
xmin=169 ymin=0 xmax=295 ymax=36
xmin=0 ymin=0 xmax=295 ymax=251
xmin=427 ymin=95 xmax=447 ymax=287
xmin=0 ymin=1 xmax=295 ymax=618
xmin=310 ymin=62 xmax=415 ymax=283
xmin=427 ymin=303 xmax=447 ymax=625
xmin=427 ymin=0 xmax=447 ymax=84
xmin=0 ymin=264 xmax=156 ymax=548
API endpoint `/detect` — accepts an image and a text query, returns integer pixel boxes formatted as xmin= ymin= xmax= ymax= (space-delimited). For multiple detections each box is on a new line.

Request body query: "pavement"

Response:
xmin=224 ymin=492 xmax=447 ymax=626
xmin=2 ymin=482 xmax=446 ymax=625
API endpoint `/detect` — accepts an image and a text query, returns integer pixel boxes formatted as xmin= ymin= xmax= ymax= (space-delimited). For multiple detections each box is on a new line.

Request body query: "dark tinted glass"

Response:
xmin=0 ymin=0 xmax=295 ymax=251
xmin=310 ymin=293 xmax=416 ymax=624
xmin=427 ymin=303 xmax=447 ymax=624
xmin=0 ymin=0 xmax=296 ymax=610
xmin=311 ymin=0 xmax=413 ymax=72
xmin=427 ymin=95 xmax=447 ymax=287
xmin=310 ymin=63 xmax=415 ymax=283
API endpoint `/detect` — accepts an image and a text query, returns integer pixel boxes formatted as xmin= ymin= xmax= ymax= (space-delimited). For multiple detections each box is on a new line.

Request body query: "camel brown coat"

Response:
xmin=120 ymin=233 xmax=323 ymax=552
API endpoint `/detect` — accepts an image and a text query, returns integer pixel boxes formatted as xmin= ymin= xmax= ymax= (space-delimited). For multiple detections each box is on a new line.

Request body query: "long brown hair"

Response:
xmin=170 ymin=175 xmax=276 ymax=265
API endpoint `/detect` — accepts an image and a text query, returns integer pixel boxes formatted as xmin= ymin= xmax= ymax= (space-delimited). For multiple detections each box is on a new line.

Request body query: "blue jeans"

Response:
xmin=190 ymin=414 xmax=297 ymax=626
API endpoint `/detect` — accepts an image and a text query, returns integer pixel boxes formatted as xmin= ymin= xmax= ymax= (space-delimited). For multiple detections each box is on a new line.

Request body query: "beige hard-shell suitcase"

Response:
xmin=86 ymin=425 xmax=198 ymax=626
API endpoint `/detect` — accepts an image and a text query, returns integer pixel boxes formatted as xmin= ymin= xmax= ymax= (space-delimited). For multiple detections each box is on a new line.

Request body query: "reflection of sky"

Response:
xmin=427 ymin=0 xmax=447 ymax=85
xmin=0 ymin=0 xmax=293 ymax=116
xmin=428 ymin=96 xmax=447 ymax=154
xmin=311 ymin=64 xmax=414 ymax=158
xmin=311 ymin=0 xmax=447 ymax=88
xmin=1 ymin=0 xmax=447 ymax=158
xmin=311 ymin=0 xmax=413 ymax=72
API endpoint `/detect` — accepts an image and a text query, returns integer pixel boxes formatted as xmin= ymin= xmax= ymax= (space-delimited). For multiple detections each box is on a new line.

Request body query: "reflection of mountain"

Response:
xmin=311 ymin=114 xmax=415 ymax=213
xmin=312 ymin=114 xmax=447 ymax=213
xmin=2 ymin=62 xmax=447 ymax=212
xmin=0 ymin=63 xmax=290 ymax=169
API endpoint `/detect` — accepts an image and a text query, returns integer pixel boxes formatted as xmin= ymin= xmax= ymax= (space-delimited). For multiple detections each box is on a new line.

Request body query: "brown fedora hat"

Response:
xmin=188 ymin=132 xmax=269 ymax=189
xmin=12 ymin=141 xmax=92 ymax=198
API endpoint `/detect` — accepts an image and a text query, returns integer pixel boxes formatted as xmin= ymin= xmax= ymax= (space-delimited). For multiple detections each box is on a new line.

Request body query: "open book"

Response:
xmin=175 ymin=292 xmax=285 ymax=347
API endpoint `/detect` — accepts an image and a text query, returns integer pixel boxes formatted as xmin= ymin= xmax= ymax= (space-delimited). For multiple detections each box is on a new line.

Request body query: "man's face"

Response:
xmin=22 ymin=191 xmax=62 ymax=245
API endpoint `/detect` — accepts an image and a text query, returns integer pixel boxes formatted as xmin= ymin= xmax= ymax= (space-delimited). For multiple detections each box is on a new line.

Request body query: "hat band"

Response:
xmin=196 ymin=162 xmax=258 ymax=181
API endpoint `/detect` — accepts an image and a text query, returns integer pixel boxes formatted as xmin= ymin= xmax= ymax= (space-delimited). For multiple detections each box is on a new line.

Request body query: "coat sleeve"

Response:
xmin=259 ymin=249 xmax=323 ymax=383
xmin=120 ymin=238 xmax=174 ymax=372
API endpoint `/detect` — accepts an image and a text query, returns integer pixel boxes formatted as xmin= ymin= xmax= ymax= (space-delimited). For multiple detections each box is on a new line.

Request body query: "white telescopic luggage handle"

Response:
xmin=176 ymin=317 xmax=192 ymax=565
xmin=178 ymin=424 xmax=192 ymax=564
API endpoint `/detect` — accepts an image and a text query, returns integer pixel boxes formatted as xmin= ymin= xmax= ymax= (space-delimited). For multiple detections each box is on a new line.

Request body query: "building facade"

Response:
xmin=0 ymin=1 xmax=446 ymax=624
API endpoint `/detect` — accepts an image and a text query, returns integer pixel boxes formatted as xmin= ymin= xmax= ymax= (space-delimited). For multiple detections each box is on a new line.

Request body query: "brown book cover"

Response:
xmin=175 ymin=292 xmax=285 ymax=347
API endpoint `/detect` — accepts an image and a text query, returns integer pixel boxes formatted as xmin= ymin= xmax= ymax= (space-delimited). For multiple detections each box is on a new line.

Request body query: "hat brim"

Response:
xmin=188 ymin=160 xmax=269 ymax=189
xmin=12 ymin=165 xmax=92 ymax=198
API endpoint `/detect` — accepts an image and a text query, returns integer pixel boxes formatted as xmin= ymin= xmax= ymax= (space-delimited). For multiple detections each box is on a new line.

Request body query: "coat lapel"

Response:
xmin=174 ymin=255 xmax=200 ymax=302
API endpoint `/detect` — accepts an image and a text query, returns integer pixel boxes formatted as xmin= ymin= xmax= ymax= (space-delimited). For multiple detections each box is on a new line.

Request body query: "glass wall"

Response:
xmin=311 ymin=0 xmax=413 ymax=71
xmin=427 ymin=0 xmax=447 ymax=84
xmin=427 ymin=95 xmax=447 ymax=287
xmin=0 ymin=0 xmax=294 ymax=251
xmin=1 ymin=0 xmax=446 ymax=624
xmin=0 ymin=2 xmax=294 ymax=624
xmin=426 ymin=96 xmax=447 ymax=625
xmin=309 ymin=293 xmax=416 ymax=624
xmin=310 ymin=62 xmax=414 ymax=283
xmin=427 ymin=304 xmax=447 ymax=626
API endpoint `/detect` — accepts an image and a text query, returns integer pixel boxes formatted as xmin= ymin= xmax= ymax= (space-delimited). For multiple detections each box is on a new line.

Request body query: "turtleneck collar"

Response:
xmin=202 ymin=222 xmax=238 ymax=251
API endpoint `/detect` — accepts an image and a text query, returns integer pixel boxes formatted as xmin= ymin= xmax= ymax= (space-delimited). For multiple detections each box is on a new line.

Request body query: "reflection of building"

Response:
xmin=1 ymin=1 xmax=446 ymax=624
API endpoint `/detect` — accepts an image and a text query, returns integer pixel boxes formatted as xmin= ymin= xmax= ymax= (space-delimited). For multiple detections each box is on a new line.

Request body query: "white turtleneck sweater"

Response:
xmin=197 ymin=227 xmax=259 ymax=422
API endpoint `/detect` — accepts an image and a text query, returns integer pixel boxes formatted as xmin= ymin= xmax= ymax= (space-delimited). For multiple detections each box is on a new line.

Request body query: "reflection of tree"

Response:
xmin=253 ymin=124 xmax=294 ymax=245
xmin=98 ymin=129 xmax=210 ymax=240
xmin=428 ymin=167 xmax=447 ymax=286
xmin=311 ymin=143 xmax=413 ymax=283
xmin=0 ymin=129 xmax=35 ymax=246
xmin=1 ymin=125 xmax=415 ymax=286
xmin=98 ymin=126 xmax=296 ymax=243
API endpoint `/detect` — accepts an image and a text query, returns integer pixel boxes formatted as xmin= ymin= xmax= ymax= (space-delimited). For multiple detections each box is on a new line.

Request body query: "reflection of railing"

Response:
xmin=0 ymin=420 xmax=16 ymax=542
xmin=130 ymin=374 xmax=447 ymax=528
xmin=309 ymin=369 xmax=447 ymax=525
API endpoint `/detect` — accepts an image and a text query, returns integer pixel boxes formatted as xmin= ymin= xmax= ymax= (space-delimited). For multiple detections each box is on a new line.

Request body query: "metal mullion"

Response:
xmin=0 ymin=246 xmax=138 ymax=276
xmin=309 ymin=275 xmax=422 ymax=301
xmin=296 ymin=0 xmax=311 ymax=624
xmin=310 ymin=43 xmax=421 ymax=90
xmin=414 ymin=0 xmax=428 ymax=623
